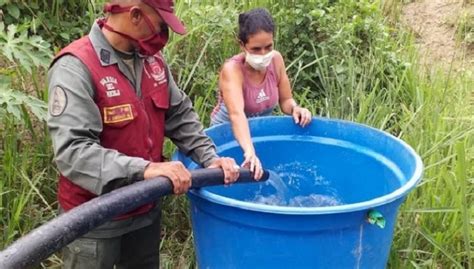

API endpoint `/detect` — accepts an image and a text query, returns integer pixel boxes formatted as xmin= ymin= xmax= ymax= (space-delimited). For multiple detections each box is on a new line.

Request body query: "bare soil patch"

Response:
xmin=402 ymin=0 xmax=474 ymax=69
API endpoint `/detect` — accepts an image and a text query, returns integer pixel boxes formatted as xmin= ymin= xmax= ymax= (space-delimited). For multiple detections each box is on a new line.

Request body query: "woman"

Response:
xmin=211 ymin=8 xmax=312 ymax=179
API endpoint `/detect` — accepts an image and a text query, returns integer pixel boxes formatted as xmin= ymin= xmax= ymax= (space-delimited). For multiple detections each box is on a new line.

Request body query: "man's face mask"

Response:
xmin=102 ymin=4 xmax=169 ymax=56
xmin=244 ymin=49 xmax=274 ymax=71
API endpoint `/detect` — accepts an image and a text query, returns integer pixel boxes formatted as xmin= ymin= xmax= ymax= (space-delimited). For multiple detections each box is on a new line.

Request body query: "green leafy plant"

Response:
xmin=0 ymin=88 xmax=47 ymax=122
xmin=0 ymin=22 xmax=52 ymax=73
xmin=0 ymin=0 xmax=102 ymax=48
xmin=0 ymin=21 xmax=51 ymax=124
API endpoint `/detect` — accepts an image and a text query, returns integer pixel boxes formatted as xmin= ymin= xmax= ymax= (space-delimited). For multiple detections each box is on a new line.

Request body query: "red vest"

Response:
xmin=54 ymin=36 xmax=169 ymax=219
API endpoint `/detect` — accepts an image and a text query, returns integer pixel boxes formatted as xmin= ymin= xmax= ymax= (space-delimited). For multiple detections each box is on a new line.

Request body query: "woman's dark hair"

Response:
xmin=238 ymin=8 xmax=275 ymax=44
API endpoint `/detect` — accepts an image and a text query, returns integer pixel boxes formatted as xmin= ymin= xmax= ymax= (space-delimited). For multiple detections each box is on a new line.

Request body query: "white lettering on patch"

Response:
xmin=106 ymin=89 xmax=121 ymax=97
xmin=100 ymin=76 xmax=121 ymax=97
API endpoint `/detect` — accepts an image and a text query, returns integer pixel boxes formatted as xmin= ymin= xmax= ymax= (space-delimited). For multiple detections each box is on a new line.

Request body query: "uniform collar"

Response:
xmin=88 ymin=20 xmax=118 ymax=66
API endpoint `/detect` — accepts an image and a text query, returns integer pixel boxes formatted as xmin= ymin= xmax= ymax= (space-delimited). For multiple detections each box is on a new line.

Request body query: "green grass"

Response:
xmin=388 ymin=67 xmax=473 ymax=268
xmin=456 ymin=7 xmax=474 ymax=45
xmin=0 ymin=0 xmax=472 ymax=268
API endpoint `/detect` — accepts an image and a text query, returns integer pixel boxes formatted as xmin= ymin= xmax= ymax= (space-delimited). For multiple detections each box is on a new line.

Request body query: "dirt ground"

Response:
xmin=402 ymin=0 xmax=474 ymax=70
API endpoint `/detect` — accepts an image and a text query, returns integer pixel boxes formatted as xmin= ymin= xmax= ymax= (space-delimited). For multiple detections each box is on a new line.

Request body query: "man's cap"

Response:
xmin=142 ymin=0 xmax=186 ymax=35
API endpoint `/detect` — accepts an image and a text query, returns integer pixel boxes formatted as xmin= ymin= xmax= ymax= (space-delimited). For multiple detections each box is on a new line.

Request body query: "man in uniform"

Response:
xmin=47 ymin=0 xmax=240 ymax=268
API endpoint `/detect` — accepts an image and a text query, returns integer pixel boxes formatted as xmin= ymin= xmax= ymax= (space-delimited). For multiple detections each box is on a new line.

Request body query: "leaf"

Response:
xmin=0 ymin=22 xmax=53 ymax=74
xmin=59 ymin=32 xmax=70 ymax=41
xmin=25 ymin=95 xmax=47 ymax=121
xmin=0 ymin=74 xmax=12 ymax=88
xmin=0 ymin=88 xmax=47 ymax=122
xmin=6 ymin=4 xmax=20 ymax=19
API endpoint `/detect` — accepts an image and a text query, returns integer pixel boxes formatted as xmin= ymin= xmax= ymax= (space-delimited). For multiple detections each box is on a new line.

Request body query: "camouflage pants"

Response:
xmin=62 ymin=217 xmax=161 ymax=269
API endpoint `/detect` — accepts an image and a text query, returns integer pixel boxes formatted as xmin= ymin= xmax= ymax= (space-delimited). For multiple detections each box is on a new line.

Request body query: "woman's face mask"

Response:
xmin=245 ymin=50 xmax=274 ymax=71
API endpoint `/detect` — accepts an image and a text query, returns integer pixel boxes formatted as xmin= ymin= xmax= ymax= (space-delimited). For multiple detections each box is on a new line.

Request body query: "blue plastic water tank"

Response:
xmin=174 ymin=116 xmax=422 ymax=269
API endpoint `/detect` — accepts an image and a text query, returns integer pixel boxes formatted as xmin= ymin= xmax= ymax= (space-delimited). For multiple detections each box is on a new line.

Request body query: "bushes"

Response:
xmin=0 ymin=0 xmax=100 ymax=49
xmin=272 ymin=0 xmax=411 ymax=114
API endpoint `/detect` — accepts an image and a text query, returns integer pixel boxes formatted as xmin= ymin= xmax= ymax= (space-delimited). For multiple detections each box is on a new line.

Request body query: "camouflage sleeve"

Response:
xmin=164 ymin=67 xmax=218 ymax=167
xmin=47 ymin=55 xmax=150 ymax=195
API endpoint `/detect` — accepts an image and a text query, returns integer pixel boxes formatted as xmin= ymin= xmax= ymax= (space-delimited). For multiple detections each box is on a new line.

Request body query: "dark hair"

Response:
xmin=238 ymin=8 xmax=275 ymax=44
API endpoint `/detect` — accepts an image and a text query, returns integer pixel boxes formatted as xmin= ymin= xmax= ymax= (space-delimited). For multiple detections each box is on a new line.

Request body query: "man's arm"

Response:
xmin=47 ymin=55 xmax=150 ymax=195
xmin=164 ymin=67 xmax=218 ymax=167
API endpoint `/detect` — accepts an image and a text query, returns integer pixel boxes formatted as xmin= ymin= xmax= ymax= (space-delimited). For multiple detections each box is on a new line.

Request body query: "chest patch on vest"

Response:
xmin=100 ymin=76 xmax=121 ymax=98
xmin=103 ymin=104 xmax=134 ymax=124
xmin=146 ymin=57 xmax=167 ymax=85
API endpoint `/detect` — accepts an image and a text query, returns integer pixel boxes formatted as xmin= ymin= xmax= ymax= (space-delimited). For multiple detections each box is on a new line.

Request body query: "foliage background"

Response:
xmin=0 ymin=0 xmax=472 ymax=268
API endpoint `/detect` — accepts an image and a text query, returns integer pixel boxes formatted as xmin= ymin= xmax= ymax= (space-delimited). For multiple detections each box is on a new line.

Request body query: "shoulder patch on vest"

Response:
xmin=50 ymin=86 xmax=68 ymax=117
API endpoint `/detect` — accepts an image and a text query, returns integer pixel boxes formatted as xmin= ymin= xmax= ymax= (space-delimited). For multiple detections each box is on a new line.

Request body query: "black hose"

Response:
xmin=0 ymin=168 xmax=268 ymax=269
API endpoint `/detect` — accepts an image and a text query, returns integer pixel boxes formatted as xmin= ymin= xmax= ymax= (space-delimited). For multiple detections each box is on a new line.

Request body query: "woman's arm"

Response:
xmin=274 ymin=51 xmax=312 ymax=127
xmin=219 ymin=62 xmax=263 ymax=179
